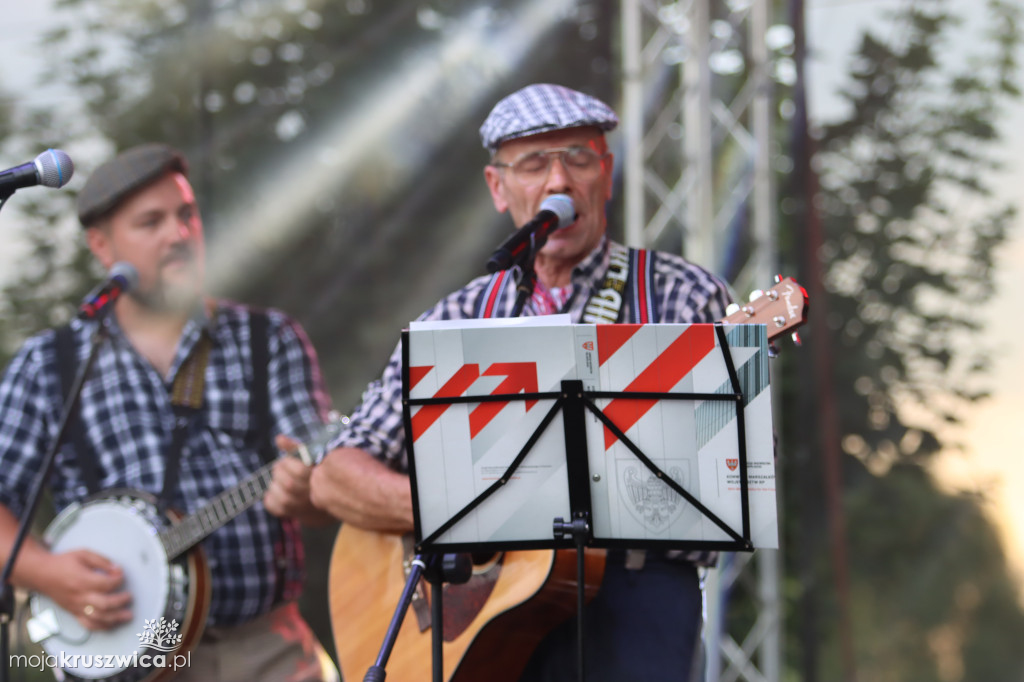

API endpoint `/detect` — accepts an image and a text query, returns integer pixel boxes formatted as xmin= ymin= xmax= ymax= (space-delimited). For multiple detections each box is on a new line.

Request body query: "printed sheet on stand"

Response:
xmin=405 ymin=317 xmax=778 ymax=549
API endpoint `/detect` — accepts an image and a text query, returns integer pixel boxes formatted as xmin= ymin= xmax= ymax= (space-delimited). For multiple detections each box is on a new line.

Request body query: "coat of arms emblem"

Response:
xmin=622 ymin=465 xmax=688 ymax=530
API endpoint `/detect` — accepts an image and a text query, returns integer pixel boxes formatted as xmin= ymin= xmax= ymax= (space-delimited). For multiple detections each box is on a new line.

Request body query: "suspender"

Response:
xmin=54 ymin=324 xmax=102 ymax=496
xmin=247 ymin=310 xmax=294 ymax=605
xmin=624 ymin=247 xmax=659 ymax=324
xmin=474 ymin=269 xmax=514 ymax=319
xmin=477 ymin=245 xmax=659 ymax=324
xmin=247 ymin=310 xmax=277 ymax=465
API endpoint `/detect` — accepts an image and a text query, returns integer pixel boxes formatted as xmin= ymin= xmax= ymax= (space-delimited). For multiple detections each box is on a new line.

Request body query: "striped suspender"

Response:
xmin=476 ymin=246 xmax=658 ymax=324
xmin=475 ymin=269 xmax=514 ymax=318
xmin=625 ymin=247 xmax=658 ymax=324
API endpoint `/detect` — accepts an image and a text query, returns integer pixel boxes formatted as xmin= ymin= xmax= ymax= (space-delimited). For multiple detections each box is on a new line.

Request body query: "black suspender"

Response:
xmin=247 ymin=309 xmax=276 ymax=465
xmin=53 ymin=324 xmax=102 ymax=496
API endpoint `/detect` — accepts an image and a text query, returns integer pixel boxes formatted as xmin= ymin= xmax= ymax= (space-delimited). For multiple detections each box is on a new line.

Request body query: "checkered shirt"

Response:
xmin=0 ymin=302 xmax=332 ymax=626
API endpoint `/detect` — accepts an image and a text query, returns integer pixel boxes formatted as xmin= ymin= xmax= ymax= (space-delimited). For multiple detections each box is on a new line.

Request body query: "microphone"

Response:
xmin=0 ymin=149 xmax=74 ymax=198
xmin=78 ymin=262 xmax=139 ymax=320
xmin=486 ymin=194 xmax=576 ymax=273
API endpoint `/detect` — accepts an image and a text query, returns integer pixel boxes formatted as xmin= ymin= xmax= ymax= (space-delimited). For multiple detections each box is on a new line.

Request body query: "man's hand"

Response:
xmin=309 ymin=446 xmax=414 ymax=533
xmin=265 ymin=434 xmax=336 ymax=526
xmin=42 ymin=550 xmax=133 ymax=631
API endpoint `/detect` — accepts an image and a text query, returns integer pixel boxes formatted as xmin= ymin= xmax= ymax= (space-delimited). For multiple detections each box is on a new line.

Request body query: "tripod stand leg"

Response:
xmin=431 ymin=580 xmax=443 ymax=682
xmin=576 ymin=547 xmax=586 ymax=682
xmin=554 ymin=515 xmax=591 ymax=682
xmin=363 ymin=555 xmax=427 ymax=682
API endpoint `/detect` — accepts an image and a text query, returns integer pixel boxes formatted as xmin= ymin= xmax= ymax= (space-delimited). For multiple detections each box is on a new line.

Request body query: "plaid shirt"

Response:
xmin=0 ymin=301 xmax=331 ymax=627
xmin=333 ymin=237 xmax=732 ymax=563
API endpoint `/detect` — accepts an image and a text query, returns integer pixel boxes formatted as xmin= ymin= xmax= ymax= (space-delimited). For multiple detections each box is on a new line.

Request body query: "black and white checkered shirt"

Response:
xmin=0 ymin=302 xmax=331 ymax=626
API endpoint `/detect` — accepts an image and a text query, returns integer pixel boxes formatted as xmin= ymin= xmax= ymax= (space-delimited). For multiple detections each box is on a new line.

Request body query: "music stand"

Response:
xmin=395 ymin=319 xmax=777 ymax=682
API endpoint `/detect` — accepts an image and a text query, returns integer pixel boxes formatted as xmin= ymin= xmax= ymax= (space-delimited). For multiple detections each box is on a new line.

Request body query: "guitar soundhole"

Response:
xmin=470 ymin=551 xmax=498 ymax=569
xmin=442 ymin=552 xmax=504 ymax=640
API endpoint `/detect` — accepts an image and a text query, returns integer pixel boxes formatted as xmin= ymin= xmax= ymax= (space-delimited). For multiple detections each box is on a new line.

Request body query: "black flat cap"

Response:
xmin=77 ymin=143 xmax=188 ymax=227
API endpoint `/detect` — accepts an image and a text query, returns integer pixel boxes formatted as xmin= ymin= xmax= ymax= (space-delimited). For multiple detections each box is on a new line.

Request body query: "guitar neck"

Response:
xmin=159 ymin=460 xmax=275 ymax=560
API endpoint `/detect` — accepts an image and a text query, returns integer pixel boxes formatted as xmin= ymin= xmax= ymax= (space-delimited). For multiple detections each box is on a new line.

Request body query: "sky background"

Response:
xmin=3 ymin=0 xmax=1024 ymax=583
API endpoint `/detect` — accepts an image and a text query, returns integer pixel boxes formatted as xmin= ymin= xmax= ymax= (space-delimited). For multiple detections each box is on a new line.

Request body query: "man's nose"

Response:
xmin=171 ymin=215 xmax=191 ymax=241
xmin=544 ymin=155 xmax=572 ymax=192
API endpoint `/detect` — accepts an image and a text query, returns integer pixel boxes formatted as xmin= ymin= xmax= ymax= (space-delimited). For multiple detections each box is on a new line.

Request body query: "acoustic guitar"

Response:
xmin=329 ymin=277 xmax=809 ymax=682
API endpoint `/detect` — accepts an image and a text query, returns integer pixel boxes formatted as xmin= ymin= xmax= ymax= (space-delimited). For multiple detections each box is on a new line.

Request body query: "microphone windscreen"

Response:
xmin=109 ymin=262 xmax=139 ymax=291
xmin=540 ymin=194 xmax=575 ymax=230
xmin=34 ymin=149 xmax=74 ymax=189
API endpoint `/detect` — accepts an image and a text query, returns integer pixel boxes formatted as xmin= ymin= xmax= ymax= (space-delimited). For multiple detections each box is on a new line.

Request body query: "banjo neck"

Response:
xmin=159 ymin=461 xmax=277 ymax=560
xmin=160 ymin=416 xmax=346 ymax=561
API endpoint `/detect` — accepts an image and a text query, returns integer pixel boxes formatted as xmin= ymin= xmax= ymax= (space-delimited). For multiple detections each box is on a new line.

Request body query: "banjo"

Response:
xmin=26 ymin=417 xmax=345 ymax=682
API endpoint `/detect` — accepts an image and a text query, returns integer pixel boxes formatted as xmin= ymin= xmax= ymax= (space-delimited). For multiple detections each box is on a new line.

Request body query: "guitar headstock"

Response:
xmin=294 ymin=411 xmax=349 ymax=466
xmin=721 ymin=275 xmax=809 ymax=349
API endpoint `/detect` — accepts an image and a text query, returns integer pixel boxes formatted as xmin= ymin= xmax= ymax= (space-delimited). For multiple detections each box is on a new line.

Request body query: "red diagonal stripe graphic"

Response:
xmin=408 ymin=366 xmax=432 ymax=390
xmin=597 ymin=324 xmax=641 ymax=366
xmin=410 ymin=364 xmax=480 ymax=441
xmin=602 ymin=325 xmax=715 ymax=449
xmin=469 ymin=363 xmax=538 ymax=438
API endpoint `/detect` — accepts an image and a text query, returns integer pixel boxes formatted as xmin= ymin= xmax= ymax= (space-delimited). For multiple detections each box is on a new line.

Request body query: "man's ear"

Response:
xmin=483 ymin=165 xmax=509 ymax=214
xmin=602 ymin=152 xmax=615 ymax=202
xmin=84 ymin=225 xmax=114 ymax=270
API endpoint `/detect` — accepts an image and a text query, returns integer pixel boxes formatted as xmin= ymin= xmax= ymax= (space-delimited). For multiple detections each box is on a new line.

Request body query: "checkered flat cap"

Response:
xmin=479 ymin=84 xmax=618 ymax=151
xmin=77 ymin=143 xmax=188 ymax=227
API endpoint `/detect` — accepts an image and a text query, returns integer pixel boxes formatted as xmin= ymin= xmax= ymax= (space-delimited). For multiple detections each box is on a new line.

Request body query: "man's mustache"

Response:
xmin=161 ymin=243 xmax=195 ymax=266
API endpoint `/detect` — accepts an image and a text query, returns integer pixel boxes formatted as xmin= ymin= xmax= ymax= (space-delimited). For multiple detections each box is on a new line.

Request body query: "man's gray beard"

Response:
xmin=129 ymin=283 xmax=201 ymax=313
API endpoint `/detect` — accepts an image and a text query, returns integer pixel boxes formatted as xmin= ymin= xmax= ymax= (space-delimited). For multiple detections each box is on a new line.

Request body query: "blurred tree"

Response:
xmin=815 ymin=0 xmax=1020 ymax=467
xmin=782 ymin=0 xmax=1024 ymax=679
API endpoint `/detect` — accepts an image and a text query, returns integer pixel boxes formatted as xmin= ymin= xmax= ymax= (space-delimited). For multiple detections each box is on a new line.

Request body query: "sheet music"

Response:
xmin=406 ymin=321 xmax=778 ymax=549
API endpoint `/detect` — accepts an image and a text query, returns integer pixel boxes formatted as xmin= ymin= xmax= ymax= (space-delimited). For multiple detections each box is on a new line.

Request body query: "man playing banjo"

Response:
xmin=0 ymin=144 xmax=337 ymax=681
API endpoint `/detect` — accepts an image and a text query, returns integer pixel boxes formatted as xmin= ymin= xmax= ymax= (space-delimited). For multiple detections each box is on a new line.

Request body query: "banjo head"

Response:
xmin=29 ymin=492 xmax=195 ymax=681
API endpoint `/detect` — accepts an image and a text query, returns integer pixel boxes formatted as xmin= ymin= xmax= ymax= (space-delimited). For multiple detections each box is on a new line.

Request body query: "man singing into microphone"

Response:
xmin=0 ymin=144 xmax=337 ymax=681
xmin=311 ymin=84 xmax=733 ymax=681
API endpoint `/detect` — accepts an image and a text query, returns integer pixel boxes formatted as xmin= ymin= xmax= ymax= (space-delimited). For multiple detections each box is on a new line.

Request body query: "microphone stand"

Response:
xmin=0 ymin=314 xmax=111 ymax=682
xmin=509 ymin=230 xmax=549 ymax=318
xmin=0 ymin=189 xmax=14 ymax=216
xmin=362 ymin=552 xmax=471 ymax=682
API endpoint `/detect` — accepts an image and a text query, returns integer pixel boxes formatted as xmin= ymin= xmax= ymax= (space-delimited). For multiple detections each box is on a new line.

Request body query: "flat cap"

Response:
xmin=77 ymin=143 xmax=188 ymax=227
xmin=479 ymin=84 xmax=619 ymax=152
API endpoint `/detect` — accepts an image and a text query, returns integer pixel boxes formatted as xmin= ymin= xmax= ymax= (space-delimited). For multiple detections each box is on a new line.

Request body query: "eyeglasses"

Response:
xmin=491 ymin=146 xmax=609 ymax=186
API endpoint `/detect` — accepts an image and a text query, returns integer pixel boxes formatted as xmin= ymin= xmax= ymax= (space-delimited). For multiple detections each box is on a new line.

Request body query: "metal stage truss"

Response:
xmin=618 ymin=1 xmax=781 ymax=681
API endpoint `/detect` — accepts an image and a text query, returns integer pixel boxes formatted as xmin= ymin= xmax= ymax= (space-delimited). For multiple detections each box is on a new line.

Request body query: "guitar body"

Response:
xmin=330 ymin=525 xmax=605 ymax=682
xmin=29 ymin=490 xmax=211 ymax=682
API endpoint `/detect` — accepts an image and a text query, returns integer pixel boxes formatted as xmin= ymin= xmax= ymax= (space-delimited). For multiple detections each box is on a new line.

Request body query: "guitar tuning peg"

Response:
xmin=749 ymin=290 xmax=764 ymax=302
xmin=768 ymin=342 xmax=779 ymax=358
xmin=791 ymin=332 xmax=802 ymax=347
xmin=725 ymin=303 xmax=741 ymax=316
